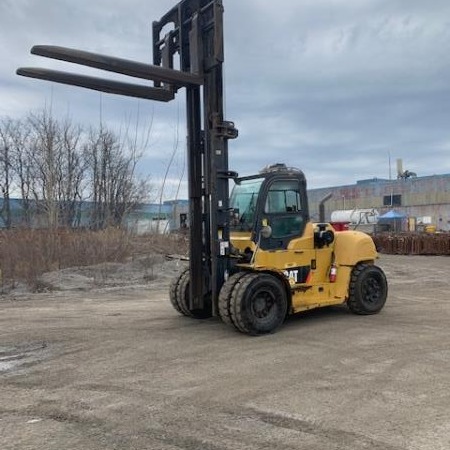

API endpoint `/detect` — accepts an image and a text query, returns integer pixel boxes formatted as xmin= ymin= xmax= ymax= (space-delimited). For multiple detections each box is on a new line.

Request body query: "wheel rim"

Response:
xmin=362 ymin=274 xmax=382 ymax=305
xmin=251 ymin=289 xmax=277 ymax=321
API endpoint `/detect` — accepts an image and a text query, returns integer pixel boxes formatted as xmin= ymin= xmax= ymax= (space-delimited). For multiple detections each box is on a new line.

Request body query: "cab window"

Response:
xmin=264 ymin=180 xmax=304 ymax=239
xmin=265 ymin=180 xmax=302 ymax=213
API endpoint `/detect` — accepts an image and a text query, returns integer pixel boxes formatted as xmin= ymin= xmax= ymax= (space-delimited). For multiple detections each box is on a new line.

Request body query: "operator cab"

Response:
xmin=230 ymin=164 xmax=309 ymax=250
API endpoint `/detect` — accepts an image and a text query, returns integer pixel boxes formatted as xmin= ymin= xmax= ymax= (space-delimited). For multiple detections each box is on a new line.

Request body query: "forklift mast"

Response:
xmin=17 ymin=0 xmax=237 ymax=314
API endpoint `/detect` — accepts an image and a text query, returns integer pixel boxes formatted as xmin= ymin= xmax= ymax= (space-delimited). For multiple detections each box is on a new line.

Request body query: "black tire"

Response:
xmin=218 ymin=272 xmax=247 ymax=325
xmin=176 ymin=269 xmax=194 ymax=316
xmin=347 ymin=263 xmax=388 ymax=315
xmin=169 ymin=269 xmax=212 ymax=319
xmin=230 ymin=273 xmax=288 ymax=335
xmin=169 ymin=268 xmax=190 ymax=316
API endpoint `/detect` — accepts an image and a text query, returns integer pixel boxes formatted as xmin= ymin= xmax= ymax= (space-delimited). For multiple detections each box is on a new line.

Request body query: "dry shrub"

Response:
xmin=0 ymin=228 xmax=189 ymax=292
xmin=0 ymin=228 xmax=131 ymax=290
xmin=130 ymin=232 xmax=189 ymax=257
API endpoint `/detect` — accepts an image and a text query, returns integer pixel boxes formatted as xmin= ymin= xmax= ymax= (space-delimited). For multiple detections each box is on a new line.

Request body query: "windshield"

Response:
xmin=230 ymin=178 xmax=263 ymax=230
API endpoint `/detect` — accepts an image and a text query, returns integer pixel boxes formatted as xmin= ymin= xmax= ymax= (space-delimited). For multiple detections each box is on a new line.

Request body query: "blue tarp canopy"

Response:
xmin=379 ymin=210 xmax=406 ymax=219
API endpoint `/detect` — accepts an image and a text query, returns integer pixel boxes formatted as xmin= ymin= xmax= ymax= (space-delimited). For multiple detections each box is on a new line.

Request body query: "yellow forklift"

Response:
xmin=18 ymin=0 xmax=387 ymax=335
xmin=171 ymin=162 xmax=387 ymax=334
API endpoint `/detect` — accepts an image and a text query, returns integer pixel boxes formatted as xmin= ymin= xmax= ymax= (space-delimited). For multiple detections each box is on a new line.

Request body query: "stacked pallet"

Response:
xmin=372 ymin=233 xmax=450 ymax=255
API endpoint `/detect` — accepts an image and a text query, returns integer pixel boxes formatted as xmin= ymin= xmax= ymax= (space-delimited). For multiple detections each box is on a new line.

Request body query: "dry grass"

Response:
xmin=129 ymin=232 xmax=189 ymax=257
xmin=0 ymin=228 xmax=189 ymax=292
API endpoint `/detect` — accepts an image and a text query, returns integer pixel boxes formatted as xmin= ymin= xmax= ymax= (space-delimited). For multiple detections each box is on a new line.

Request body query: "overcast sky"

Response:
xmin=1 ymin=0 xmax=450 ymax=199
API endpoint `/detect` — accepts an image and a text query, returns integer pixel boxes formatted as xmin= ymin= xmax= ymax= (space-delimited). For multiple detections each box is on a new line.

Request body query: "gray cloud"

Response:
xmin=2 ymin=0 xmax=450 ymax=197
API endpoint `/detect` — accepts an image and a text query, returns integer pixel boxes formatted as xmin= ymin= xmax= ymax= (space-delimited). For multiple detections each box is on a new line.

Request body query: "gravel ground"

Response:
xmin=1 ymin=254 xmax=450 ymax=450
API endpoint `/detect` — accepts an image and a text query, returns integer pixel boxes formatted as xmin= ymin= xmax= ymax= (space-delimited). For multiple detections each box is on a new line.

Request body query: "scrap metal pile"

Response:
xmin=373 ymin=233 xmax=450 ymax=256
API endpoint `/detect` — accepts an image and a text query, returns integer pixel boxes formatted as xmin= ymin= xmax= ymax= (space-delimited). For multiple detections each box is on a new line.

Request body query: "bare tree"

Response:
xmin=27 ymin=110 xmax=59 ymax=227
xmin=85 ymin=126 xmax=152 ymax=229
xmin=0 ymin=117 xmax=36 ymax=227
xmin=0 ymin=118 xmax=13 ymax=228
xmin=56 ymin=119 xmax=86 ymax=227
xmin=27 ymin=109 xmax=86 ymax=228
xmin=11 ymin=119 xmax=34 ymax=226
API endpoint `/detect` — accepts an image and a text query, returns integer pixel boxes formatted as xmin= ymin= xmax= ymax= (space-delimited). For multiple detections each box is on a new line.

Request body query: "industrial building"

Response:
xmin=307 ymin=173 xmax=450 ymax=232
xmin=125 ymin=200 xmax=189 ymax=234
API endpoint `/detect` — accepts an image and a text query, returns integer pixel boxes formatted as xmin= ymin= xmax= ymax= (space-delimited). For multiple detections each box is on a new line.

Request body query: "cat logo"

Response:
xmin=283 ymin=269 xmax=299 ymax=285
xmin=282 ymin=266 xmax=311 ymax=285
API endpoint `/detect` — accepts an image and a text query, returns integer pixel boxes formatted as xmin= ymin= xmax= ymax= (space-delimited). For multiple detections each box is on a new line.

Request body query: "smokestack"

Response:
xmin=396 ymin=159 xmax=403 ymax=178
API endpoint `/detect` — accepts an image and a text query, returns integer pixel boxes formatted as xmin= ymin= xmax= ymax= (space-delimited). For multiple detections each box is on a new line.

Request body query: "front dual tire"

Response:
xmin=218 ymin=272 xmax=288 ymax=335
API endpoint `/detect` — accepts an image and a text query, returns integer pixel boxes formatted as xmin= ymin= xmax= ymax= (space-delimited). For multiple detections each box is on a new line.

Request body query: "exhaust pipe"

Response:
xmin=319 ymin=192 xmax=333 ymax=223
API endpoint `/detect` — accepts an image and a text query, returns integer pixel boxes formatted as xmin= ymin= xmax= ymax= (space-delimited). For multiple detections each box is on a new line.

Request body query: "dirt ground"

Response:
xmin=1 ymin=254 xmax=450 ymax=450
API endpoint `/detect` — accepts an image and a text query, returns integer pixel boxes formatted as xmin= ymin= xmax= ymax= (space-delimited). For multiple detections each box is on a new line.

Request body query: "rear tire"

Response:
xmin=347 ymin=263 xmax=387 ymax=315
xmin=229 ymin=273 xmax=288 ymax=335
xmin=169 ymin=269 xmax=212 ymax=319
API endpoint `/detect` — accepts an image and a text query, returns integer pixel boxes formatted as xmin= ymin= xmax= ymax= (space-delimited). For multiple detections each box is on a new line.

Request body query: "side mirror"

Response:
xmin=230 ymin=208 xmax=240 ymax=227
xmin=260 ymin=225 xmax=272 ymax=239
